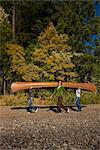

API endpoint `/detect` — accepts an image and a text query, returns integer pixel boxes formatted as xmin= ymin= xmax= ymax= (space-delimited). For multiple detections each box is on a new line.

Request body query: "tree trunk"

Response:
xmin=3 ymin=76 xmax=6 ymax=95
xmin=12 ymin=0 xmax=15 ymax=40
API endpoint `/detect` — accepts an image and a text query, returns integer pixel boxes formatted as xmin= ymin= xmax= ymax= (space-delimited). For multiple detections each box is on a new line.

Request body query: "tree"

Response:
xmin=1 ymin=1 xmax=99 ymax=89
xmin=4 ymin=23 xmax=76 ymax=85
xmin=6 ymin=43 xmax=40 ymax=82
xmin=0 ymin=6 xmax=12 ymax=95
xmin=52 ymin=1 xmax=99 ymax=83
xmin=72 ymin=54 xmax=96 ymax=82
xmin=1 ymin=1 xmax=98 ymax=51
xmin=32 ymin=22 xmax=77 ymax=81
xmin=52 ymin=1 xmax=98 ymax=53
xmin=94 ymin=38 xmax=100 ymax=89
xmin=0 ymin=6 xmax=12 ymax=49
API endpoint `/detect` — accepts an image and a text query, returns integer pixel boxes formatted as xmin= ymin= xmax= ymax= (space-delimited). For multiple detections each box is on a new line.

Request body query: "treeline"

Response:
xmin=0 ymin=0 xmax=100 ymax=95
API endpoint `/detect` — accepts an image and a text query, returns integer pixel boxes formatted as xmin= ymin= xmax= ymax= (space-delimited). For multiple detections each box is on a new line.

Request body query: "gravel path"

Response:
xmin=0 ymin=105 xmax=100 ymax=150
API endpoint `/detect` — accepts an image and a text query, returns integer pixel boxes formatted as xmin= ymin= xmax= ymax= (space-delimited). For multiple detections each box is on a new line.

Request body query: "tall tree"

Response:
xmin=93 ymin=16 xmax=100 ymax=88
xmin=1 ymin=1 xmax=99 ymax=86
xmin=72 ymin=54 xmax=96 ymax=82
xmin=6 ymin=43 xmax=40 ymax=82
xmin=52 ymin=1 xmax=97 ymax=53
xmin=1 ymin=1 xmax=98 ymax=51
xmin=0 ymin=6 xmax=12 ymax=95
xmin=32 ymin=22 xmax=77 ymax=81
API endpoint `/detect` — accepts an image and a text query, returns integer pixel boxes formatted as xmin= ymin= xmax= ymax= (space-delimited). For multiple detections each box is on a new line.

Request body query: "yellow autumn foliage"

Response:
xmin=6 ymin=22 xmax=77 ymax=82
xmin=32 ymin=22 xmax=77 ymax=81
xmin=6 ymin=43 xmax=40 ymax=81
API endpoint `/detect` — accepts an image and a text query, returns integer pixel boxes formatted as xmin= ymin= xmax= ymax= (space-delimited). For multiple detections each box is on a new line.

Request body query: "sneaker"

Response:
xmin=81 ymin=108 xmax=83 ymax=111
xmin=67 ymin=108 xmax=70 ymax=113
xmin=35 ymin=108 xmax=38 ymax=113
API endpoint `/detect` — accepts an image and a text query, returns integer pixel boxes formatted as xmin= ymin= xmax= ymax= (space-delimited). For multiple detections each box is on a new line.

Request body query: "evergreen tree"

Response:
xmin=0 ymin=6 xmax=12 ymax=94
xmin=32 ymin=22 xmax=77 ymax=81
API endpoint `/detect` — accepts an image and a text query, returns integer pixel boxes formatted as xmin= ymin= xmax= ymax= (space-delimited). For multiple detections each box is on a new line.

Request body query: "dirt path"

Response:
xmin=0 ymin=104 xmax=100 ymax=150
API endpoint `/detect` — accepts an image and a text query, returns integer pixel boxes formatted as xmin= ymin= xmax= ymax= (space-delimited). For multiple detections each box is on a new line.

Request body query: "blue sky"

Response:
xmin=85 ymin=2 xmax=100 ymax=54
xmin=95 ymin=2 xmax=100 ymax=16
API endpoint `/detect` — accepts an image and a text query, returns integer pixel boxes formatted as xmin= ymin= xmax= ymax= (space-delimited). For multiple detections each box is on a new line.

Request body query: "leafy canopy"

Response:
xmin=32 ymin=22 xmax=77 ymax=81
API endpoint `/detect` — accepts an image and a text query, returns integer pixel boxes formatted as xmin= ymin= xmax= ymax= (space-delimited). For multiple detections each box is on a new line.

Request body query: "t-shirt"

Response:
xmin=76 ymin=89 xmax=81 ymax=97
xmin=53 ymin=85 xmax=66 ymax=97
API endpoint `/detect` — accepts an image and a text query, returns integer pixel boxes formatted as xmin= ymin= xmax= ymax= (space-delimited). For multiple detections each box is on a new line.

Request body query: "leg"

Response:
xmin=78 ymin=97 xmax=81 ymax=111
xmin=57 ymin=96 xmax=63 ymax=112
xmin=76 ymin=97 xmax=81 ymax=112
xmin=27 ymin=95 xmax=34 ymax=112
xmin=28 ymin=97 xmax=33 ymax=107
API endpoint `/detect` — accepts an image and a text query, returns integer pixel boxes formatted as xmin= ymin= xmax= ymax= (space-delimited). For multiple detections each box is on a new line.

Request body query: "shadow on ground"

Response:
xmin=11 ymin=105 xmax=86 ymax=113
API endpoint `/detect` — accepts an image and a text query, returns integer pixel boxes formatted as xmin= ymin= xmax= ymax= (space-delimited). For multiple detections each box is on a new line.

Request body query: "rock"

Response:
xmin=0 ymin=105 xmax=100 ymax=150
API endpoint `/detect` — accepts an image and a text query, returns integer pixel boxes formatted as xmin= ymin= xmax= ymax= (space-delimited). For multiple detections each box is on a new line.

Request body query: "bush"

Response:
xmin=0 ymin=91 xmax=99 ymax=106
xmin=38 ymin=89 xmax=53 ymax=99
xmin=48 ymin=91 xmax=100 ymax=106
xmin=0 ymin=93 xmax=28 ymax=106
xmin=81 ymin=92 xmax=100 ymax=104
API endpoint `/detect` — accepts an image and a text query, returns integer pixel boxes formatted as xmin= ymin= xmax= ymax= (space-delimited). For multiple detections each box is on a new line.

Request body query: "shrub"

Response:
xmin=0 ymin=92 xmax=28 ymax=106
xmin=0 ymin=91 xmax=99 ymax=106
xmin=81 ymin=92 xmax=100 ymax=104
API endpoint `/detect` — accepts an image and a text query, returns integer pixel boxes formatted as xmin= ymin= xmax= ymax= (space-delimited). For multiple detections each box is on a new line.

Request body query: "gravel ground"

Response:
xmin=0 ymin=104 xmax=100 ymax=150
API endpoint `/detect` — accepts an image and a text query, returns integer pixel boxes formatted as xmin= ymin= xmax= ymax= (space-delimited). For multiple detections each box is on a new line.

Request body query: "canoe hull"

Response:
xmin=11 ymin=82 xmax=96 ymax=93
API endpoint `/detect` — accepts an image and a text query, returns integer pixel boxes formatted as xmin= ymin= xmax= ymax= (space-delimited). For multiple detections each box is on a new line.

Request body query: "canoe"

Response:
xmin=11 ymin=82 xmax=96 ymax=93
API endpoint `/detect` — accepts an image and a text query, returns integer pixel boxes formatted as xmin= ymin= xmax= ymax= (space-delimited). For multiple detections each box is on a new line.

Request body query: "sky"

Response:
xmin=95 ymin=2 xmax=100 ymax=16
xmin=85 ymin=2 xmax=100 ymax=54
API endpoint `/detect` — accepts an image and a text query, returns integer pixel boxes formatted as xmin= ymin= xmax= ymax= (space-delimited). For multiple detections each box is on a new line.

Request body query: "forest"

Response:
xmin=0 ymin=0 xmax=100 ymax=104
